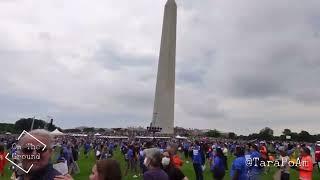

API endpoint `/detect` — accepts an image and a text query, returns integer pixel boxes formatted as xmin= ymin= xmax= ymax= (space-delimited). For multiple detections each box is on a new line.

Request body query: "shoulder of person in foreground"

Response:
xmin=146 ymin=169 xmax=169 ymax=180
xmin=143 ymin=171 xmax=155 ymax=180
xmin=173 ymin=166 xmax=187 ymax=180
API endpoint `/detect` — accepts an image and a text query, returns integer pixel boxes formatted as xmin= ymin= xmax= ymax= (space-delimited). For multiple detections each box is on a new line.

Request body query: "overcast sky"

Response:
xmin=0 ymin=0 xmax=320 ymax=135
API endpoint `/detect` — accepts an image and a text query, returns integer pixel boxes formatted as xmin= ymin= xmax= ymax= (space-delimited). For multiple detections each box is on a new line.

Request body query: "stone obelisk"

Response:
xmin=151 ymin=0 xmax=177 ymax=134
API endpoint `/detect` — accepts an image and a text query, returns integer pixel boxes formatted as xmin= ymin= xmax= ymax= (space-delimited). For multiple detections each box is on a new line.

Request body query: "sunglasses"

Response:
xmin=21 ymin=147 xmax=48 ymax=154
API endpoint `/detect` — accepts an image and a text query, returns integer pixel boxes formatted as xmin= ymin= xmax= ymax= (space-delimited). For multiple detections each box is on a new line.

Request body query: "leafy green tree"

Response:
xmin=248 ymin=133 xmax=259 ymax=140
xmin=64 ymin=129 xmax=81 ymax=133
xmin=0 ymin=123 xmax=17 ymax=133
xmin=290 ymin=132 xmax=299 ymax=141
xmin=14 ymin=118 xmax=46 ymax=132
xmin=228 ymin=132 xmax=237 ymax=139
xmin=14 ymin=118 xmax=61 ymax=132
xmin=314 ymin=134 xmax=320 ymax=142
xmin=283 ymin=129 xmax=292 ymax=136
xmin=259 ymin=127 xmax=274 ymax=140
xmin=98 ymin=128 xmax=106 ymax=133
xmin=298 ymin=130 xmax=312 ymax=142
xmin=83 ymin=127 xmax=95 ymax=133
xmin=205 ymin=129 xmax=221 ymax=138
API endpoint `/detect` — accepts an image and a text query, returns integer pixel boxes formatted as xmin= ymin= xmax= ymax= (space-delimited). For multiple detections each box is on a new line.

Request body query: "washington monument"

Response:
xmin=151 ymin=0 xmax=177 ymax=134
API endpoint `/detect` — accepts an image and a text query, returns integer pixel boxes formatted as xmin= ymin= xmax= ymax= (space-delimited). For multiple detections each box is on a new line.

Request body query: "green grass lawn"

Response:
xmin=2 ymin=148 xmax=320 ymax=179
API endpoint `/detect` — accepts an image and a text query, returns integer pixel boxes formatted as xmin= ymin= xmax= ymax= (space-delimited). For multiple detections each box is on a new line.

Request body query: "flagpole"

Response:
xmin=30 ymin=116 xmax=35 ymax=131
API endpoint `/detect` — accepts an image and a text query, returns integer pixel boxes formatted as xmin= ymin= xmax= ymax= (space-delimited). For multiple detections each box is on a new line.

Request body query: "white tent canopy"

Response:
xmin=135 ymin=136 xmax=171 ymax=139
xmin=175 ymin=135 xmax=188 ymax=140
xmin=70 ymin=133 xmax=87 ymax=137
xmin=100 ymin=136 xmax=128 ymax=139
xmin=94 ymin=133 xmax=101 ymax=136
xmin=51 ymin=129 xmax=64 ymax=136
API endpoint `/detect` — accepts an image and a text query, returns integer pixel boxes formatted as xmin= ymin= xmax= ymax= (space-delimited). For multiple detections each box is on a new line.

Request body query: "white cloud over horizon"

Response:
xmin=0 ymin=0 xmax=320 ymax=135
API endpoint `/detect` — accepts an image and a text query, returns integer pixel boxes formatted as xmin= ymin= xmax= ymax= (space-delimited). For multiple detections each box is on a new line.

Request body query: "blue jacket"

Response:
xmin=192 ymin=146 xmax=205 ymax=165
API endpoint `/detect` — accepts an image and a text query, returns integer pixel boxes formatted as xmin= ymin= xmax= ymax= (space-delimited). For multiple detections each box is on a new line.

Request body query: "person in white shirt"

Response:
xmin=277 ymin=146 xmax=290 ymax=180
xmin=222 ymin=144 xmax=229 ymax=170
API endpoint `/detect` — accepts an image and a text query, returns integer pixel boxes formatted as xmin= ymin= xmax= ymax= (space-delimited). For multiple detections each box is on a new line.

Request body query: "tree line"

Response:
xmin=0 ymin=118 xmax=61 ymax=133
xmin=205 ymin=127 xmax=320 ymax=143
xmin=1 ymin=120 xmax=319 ymax=143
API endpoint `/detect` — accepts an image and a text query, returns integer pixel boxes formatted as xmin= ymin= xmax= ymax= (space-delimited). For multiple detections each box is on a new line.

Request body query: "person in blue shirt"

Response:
xmin=84 ymin=142 xmax=91 ymax=158
xmin=231 ymin=146 xmax=248 ymax=180
xmin=62 ymin=146 xmax=70 ymax=163
xmin=183 ymin=141 xmax=190 ymax=159
xmin=192 ymin=141 xmax=205 ymax=180
xmin=139 ymin=147 xmax=148 ymax=174
xmin=125 ymin=145 xmax=134 ymax=173
xmin=248 ymin=144 xmax=263 ymax=180
xmin=211 ymin=148 xmax=226 ymax=180
xmin=108 ymin=142 xmax=114 ymax=158
xmin=61 ymin=143 xmax=74 ymax=174
xmin=125 ymin=145 xmax=138 ymax=177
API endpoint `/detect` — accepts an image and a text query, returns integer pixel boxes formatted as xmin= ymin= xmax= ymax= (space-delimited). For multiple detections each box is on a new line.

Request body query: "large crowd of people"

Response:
xmin=0 ymin=129 xmax=320 ymax=180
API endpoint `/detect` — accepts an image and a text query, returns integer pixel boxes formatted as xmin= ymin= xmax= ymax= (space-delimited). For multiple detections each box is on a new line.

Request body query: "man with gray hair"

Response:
xmin=143 ymin=148 xmax=168 ymax=180
xmin=16 ymin=129 xmax=62 ymax=180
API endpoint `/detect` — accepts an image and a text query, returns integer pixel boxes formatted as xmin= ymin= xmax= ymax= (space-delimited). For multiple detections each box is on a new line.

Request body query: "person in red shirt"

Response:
xmin=299 ymin=147 xmax=313 ymax=180
xmin=315 ymin=144 xmax=320 ymax=172
xmin=0 ymin=144 xmax=8 ymax=177
xmin=259 ymin=142 xmax=268 ymax=161
xmin=168 ymin=143 xmax=183 ymax=168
